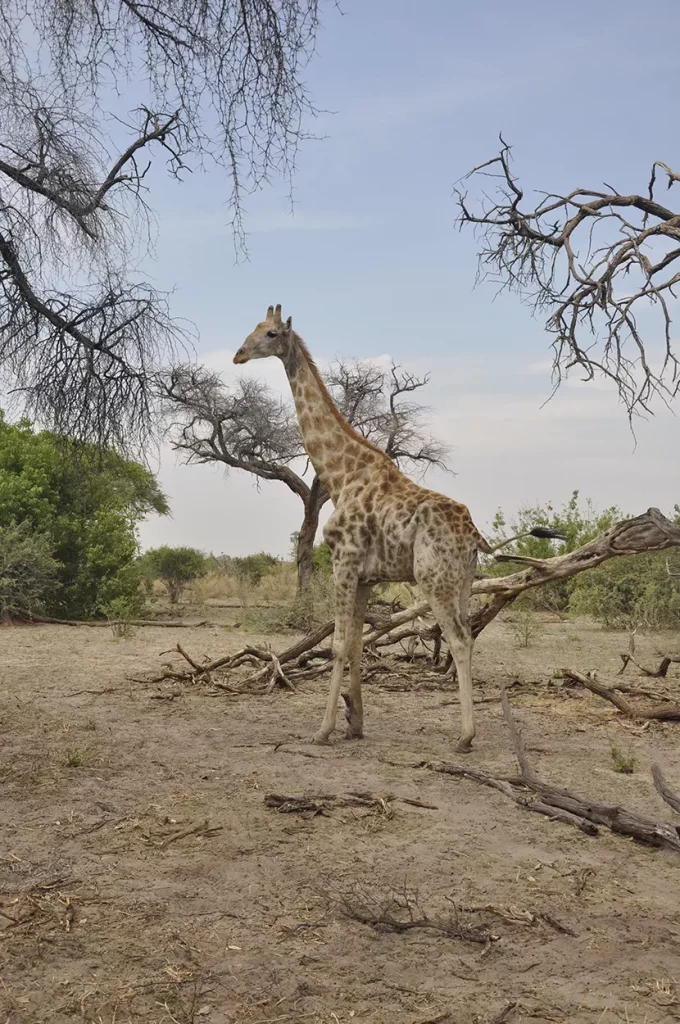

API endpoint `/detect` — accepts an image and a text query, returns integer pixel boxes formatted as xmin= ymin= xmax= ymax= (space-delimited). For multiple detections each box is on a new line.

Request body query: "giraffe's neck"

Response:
xmin=280 ymin=333 xmax=384 ymax=503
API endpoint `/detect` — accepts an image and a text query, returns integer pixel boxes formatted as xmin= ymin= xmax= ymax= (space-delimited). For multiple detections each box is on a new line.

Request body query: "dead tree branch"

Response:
xmin=561 ymin=668 xmax=680 ymax=721
xmin=651 ymin=765 xmax=680 ymax=815
xmin=457 ymin=140 xmax=680 ymax=417
xmin=617 ymin=631 xmax=680 ymax=677
xmin=413 ymin=692 xmax=680 ymax=852
xmin=0 ymin=1 xmax=330 ymax=447
xmin=264 ymin=790 xmax=437 ymax=817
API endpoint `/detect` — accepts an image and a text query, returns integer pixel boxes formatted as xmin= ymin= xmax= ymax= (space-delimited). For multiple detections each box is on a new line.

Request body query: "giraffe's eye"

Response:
xmin=267 ymin=330 xmax=278 ymax=338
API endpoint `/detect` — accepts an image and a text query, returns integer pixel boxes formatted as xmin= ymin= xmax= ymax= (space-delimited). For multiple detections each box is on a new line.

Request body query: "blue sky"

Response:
xmin=137 ymin=0 xmax=680 ymax=555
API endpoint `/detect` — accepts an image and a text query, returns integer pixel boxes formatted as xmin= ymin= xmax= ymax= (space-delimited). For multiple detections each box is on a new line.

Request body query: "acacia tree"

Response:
xmin=0 ymin=1 xmax=326 ymax=452
xmin=456 ymin=141 xmax=680 ymax=418
xmin=163 ymin=361 xmax=450 ymax=593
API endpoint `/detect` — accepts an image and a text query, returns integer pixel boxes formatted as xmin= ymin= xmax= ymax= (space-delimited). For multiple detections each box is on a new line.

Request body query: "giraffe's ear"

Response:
xmin=284 ymin=316 xmax=292 ymax=332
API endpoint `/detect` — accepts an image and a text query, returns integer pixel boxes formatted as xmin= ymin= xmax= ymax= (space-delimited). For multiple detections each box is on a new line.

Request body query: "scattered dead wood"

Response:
xmin=407 ymin=689 xmax=680 ymax=854
xmin=488 ymin=1003 xmax=519 ymax=1024
xmin=617 ymin=631 xmax=680 ymax=678
xmin=154 ymin=819 xmax=223 ymax=849
xmin=561 ymin=668 xmax=680 ymax=721
xmin=264 ymin=790 xmax=437 ymax=819
xmin=651 ymin=765 xmax=680 ymax=815
xmin=461 ymin=903 xmax=575 ymax=937
xmin=0 ymin=877 xmax=82 ymax=935
xmin=325 ymin=882 xmax=494 ymax=945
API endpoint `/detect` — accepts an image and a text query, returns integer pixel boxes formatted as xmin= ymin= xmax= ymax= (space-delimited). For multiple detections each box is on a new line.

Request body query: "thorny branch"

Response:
xmin=456 ymin=139 xmax=680 ymax=417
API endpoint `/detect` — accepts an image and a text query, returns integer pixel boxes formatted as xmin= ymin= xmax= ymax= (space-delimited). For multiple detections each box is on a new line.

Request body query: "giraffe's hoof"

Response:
xmin=311 ymin=730 xmax=331 ymax=745
xmin=344 ymin=724 xmax=364 ymax=740
xmin=455 ymin=738 xmax=474 ymax=754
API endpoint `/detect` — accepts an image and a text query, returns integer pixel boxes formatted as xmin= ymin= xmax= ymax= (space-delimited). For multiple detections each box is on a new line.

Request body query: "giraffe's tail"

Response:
xmin=475 ymin=526 xmax=567 ymax=557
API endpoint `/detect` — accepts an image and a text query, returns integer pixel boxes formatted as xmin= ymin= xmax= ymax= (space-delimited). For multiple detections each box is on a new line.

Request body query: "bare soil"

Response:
xmin=1 ymin=615 xmax=680 ymax=1024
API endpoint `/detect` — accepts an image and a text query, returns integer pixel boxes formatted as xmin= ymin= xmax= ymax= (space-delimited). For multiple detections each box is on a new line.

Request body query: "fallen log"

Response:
xmin=396 ymin=689 xmax=680 ymax=854
xmin=23 ymin=614 xmax=214 ymax=628
xmin=561 ymin=668 xmax=680 ymax=721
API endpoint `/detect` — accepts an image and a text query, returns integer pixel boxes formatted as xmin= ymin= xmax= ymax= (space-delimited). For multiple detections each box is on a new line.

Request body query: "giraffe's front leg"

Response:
xmin=312 ymin=569 xmax=360 ymax=744
xmin=342 ymin=582 xmax=371 ymax=739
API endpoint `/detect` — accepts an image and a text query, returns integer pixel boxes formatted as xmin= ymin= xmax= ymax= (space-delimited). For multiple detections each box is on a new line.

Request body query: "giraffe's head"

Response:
xmin=233 ymin=304 xmax=292 ymax=364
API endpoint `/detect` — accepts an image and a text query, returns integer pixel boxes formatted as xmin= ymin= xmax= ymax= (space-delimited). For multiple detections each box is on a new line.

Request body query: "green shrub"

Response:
xmin=140 ymin=545 xmax=208 ymax=603
xmin=609 ymin=745 xmax=637 ymax=774
xmin=312 ymin=541 xmax=333 ymax=577
xmin=229 ymin=551 xmax=279 ymax=585
xmin=0 ymin=521 xmax=59 ymax=619
xmin=486 ymin=491 xmax=621 ymax=613
xmin=485 ymin=494 xmax=680 ymax=630
xmin=506 ymin=598 xmax=544 ymax=648
xmin=0 ymin=413 xmax=167 ymax=618
xmin=570 ymin=552 xmax=680 ymax=629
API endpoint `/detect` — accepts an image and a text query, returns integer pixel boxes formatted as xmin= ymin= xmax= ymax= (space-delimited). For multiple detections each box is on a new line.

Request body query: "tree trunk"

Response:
xmin=296 ymin=478 xmax=327 ymax=595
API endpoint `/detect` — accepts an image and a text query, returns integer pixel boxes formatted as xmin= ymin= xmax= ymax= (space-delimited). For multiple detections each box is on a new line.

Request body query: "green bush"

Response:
xmin=0 ymin=521 xmax=59 ymax=619
xmin=487 ymin=493 xmax=680 ymax=630
xmin=228 ymin=551 xmax=279 ymax=585
xmin=312 ymin=541 xmax=333 ymax=577
xmin=0 ymin=414 xmax=167 ymax=618
xmin=486 ymin=491 xmax=621 ymax=613
xmin=140 ymin=545 xmax=208 ymax=603
xmin=570 ymin=552 xmax=680 ymax=629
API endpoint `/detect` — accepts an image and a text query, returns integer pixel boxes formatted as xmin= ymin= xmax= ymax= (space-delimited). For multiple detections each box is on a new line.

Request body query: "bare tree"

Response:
xmin=163 ymin=360 xmax=450 ymax=593
xmin=456 ymin=139 xmax=680 ymax=418
xmin=0 ymin=1 xmax=327 ymax=450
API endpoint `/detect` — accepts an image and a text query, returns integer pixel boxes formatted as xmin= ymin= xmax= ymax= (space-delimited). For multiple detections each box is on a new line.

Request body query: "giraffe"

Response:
xmin=233 ymin=305 xmax=562 ymax=751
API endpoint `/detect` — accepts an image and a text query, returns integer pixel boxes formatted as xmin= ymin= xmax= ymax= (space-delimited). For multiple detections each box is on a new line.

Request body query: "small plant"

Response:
xmin=507 ymin=601 xmax=544 ymax=649
xmin=609 ymin=744 xmax=637 ymax=774
xmin=63 ymin=744 xmax=92 ymax=768
xmin=105 ymin=596 xmax=138 ymax=638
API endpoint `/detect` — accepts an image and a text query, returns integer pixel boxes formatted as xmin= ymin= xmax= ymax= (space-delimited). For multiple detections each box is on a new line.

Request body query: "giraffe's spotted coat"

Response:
xmin=233 ymin=305 xmax=494 ymax=751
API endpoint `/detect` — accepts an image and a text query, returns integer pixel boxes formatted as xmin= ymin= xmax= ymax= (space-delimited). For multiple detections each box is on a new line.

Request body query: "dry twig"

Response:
xmin=326 ymin=882 xmax=494 ymax=945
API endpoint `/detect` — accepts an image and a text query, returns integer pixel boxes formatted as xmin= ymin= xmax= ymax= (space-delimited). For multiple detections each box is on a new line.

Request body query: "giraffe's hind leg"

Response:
xmin=342 ymin=582 xmax=371 ymax=739
xmin=312 ymin=568 xmax=359 ymax=744
xmin=422 ymin=589 xmax=475 ymax=752
xmin=415 ymin=532 xmax=477 ymax=752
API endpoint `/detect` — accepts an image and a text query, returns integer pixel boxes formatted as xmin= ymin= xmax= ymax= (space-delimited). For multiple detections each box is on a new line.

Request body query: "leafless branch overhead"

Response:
xmin=456 ymin=140 xmax=680 ymax=417
xmin=0 ymin=1 xmax=327 ymax=449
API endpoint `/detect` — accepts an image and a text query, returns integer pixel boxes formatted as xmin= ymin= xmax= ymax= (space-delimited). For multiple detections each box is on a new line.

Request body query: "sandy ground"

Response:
xmin=1 ymin=615 xmax=680 ymax=1024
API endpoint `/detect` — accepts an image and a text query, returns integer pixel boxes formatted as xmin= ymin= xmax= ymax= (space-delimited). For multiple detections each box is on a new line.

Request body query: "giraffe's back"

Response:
xmin=324 ymin=476 xmax=484 ymax=586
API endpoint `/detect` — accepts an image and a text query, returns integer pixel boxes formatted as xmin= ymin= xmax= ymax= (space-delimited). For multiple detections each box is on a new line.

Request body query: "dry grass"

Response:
xmin=192 ymin=564 xmax=297 ymax=607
